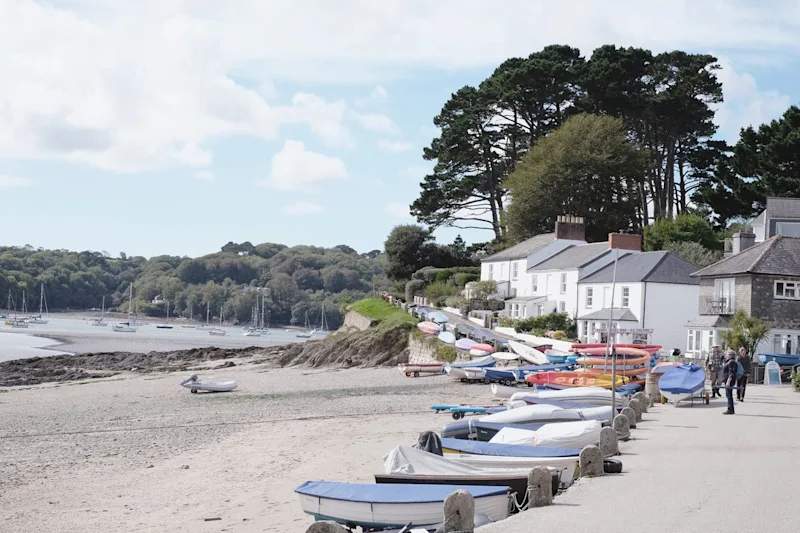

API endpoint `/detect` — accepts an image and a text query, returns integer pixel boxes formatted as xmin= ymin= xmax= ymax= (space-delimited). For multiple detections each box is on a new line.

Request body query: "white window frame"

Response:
xmin=488 ymin=264 xmax=493 ymax=280
xmin=512 ymin=262 xmax=519 ymax=280
xmin=621 ymin=286 xmax=630 ymax=308
xmin=586 ymin=287 xmax=594 ymax=309
xmin=558 ymin=301 xmax=566 ymax=313
xmin=560 ymin=273 xmax=567 ymax=294
xmin=775 ymin=280 xmax=800 ymax=300
xmin=532 ymin=275 xmax=538 ymax=293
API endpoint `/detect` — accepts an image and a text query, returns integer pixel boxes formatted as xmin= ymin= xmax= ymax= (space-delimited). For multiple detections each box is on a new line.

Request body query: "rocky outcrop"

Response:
xmin=340 ymin=310 xmax=377 ymax=332
xmin=408 ymin=332 xmax=439 ymax=364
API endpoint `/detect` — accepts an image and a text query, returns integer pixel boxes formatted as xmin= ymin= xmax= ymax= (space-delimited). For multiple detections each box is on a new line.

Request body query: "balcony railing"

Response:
xmin=701 ymin=297 xmax=735 ymax=315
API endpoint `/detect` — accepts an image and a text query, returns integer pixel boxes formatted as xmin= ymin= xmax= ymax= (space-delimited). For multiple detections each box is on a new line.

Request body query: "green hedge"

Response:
xmin=437 ymin=345 xmax=458 ymax=363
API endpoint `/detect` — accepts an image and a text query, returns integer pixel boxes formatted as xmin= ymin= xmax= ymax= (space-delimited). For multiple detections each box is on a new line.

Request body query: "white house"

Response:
xmin=575 ymin=251 xmax=700 ymax=351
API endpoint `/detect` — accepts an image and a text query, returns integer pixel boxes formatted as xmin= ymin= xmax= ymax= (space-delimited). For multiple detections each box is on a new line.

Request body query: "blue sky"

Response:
xmin=0 ymin=1 xmax=797 ymax=258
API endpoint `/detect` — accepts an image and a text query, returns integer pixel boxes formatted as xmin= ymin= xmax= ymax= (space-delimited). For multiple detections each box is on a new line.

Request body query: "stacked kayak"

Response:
xmin=526 ymin=371 xmax=628 ymax=389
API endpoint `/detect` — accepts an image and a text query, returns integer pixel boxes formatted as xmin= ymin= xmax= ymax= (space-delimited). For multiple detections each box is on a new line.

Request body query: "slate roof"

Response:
xmin=481 ymin=233 xmax=556 ymax=262
xmin=577 ymin=308 xmax=639 ymax=321
xmin=580 ymin=251 xmax=700 ymax=285
xmin=685 ymin=315 xmax=731 ymax=328
xmin=527 ymin=242 xmax=612 ymax=272
xmin=766 ymin=197 xmax=800 ymax=220
xmin=691 ymin=236 xmax=800 ymax=277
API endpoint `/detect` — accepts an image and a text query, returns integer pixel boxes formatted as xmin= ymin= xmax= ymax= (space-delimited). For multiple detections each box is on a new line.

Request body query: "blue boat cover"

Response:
xmin=659 ymin=364 xmax=705 ymax=394
xmin=295 ymin=481 xmax=507 ymax=503
xmin=758 ymin=353 xmax=800 ymax=365
xmin=427 ymin=311 xmax=449 ymax=324
xmin=441 ymin=438 xmax=580 ymax=457
xmin=472 ymin=328 xmax=498 ymax=341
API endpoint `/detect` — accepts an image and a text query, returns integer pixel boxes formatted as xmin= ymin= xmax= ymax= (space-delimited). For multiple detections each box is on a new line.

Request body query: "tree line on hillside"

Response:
xmin=410 ymin=43 xmax=800 ymax=257
xmin=0 ymin=242 xmax=390 ymax=328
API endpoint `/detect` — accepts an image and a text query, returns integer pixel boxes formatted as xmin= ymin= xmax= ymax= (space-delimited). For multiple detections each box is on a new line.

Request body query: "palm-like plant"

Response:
xmin=719 ymin=309 xmax=770 ymax=357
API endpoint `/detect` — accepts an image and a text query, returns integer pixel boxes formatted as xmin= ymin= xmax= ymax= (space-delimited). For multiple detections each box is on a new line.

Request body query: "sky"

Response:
xmin=0 ymin=0 xmax=797 ymax=259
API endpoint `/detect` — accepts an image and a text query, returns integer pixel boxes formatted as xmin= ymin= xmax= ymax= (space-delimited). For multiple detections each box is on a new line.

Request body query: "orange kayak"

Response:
xmin=575 ymin=354 xmax=650 ymax=367
xmin=573 ymin=346 xmax=652 ymax=358
xmin=575 ymin=366 xmax=649 ymax=377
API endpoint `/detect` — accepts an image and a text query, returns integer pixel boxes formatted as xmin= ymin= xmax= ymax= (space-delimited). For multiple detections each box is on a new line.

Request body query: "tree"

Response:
xmin=643 ymin=213 xmax=721 ymax=251
xmin=383 ymin=225 xmax=436 ymax=280
xmin=292 ymin=268 xmax=323 ymax=291
xmin=411 ymin=86 xmax=509 ymax=240
xmin=505 ymin=114 xmax=646 ymax=243
xmin=720 ymin=310 xmax=770 ymax=358
xmin=663 ymin=241 xmax=722 ymax=268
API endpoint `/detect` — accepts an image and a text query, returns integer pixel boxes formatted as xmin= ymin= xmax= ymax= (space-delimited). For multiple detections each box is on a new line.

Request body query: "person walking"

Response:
xmin=722 ymin=349 xmax=738 ymax=415
xmin=705 ymin=345 xmax=723 ymax=397
xmin=736 ymin=346 xmax=751 ymax=402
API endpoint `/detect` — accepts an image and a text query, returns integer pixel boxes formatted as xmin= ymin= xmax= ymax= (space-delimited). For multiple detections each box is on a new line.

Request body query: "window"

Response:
xmin=586 ymin=287 xmax=594 ymax=309
xmin=488 ymin=264 xmax=493 ymax=280
xmin=537 ymin=304 xmax=543 ymax=316
xmin=589 ymin=321 xmax=596 ymax=337
xmin=713 ymin=278 xmax=735 ymax=312
xmin=621 ymin=287 xmax=630 ymax=308
xmin=687 ymin=330 xmax=701 ymax=353
xmin=558 ymin=301 xmax=566 ymax=313
xmin=532 ymin=275 xmax=538 ymax=293
xmin=560 ymin=273 xmax=567 ymax=294
xmin=512 ymin=262 xmax=519 ymax=280
xmin=775 ymin=280 xmax=800 ymax=300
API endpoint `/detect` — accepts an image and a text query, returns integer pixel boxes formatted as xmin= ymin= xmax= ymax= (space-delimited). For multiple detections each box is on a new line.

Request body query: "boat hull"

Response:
xmin=399 ymin=363 xmax=444 ymax=376
xmin=180 ymin=380 xmax=238 ymax=393
xmin=374 ymin=472 xmax=558 ymax=501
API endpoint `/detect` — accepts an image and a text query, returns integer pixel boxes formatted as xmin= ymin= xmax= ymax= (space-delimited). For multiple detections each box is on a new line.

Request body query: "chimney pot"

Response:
xmin=732 ymin=231 xmax=756 ymax=255
xmin=555 ymin=214 xmax=586 ymax=241
xmin=608 ymin=233 xmax=642 ymax=251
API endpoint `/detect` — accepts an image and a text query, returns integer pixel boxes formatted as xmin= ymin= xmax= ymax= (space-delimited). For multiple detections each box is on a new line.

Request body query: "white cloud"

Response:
xmin=378 ymin=140 xmax=414 ymax=153
xmin=0 ymin=174 xmax=32 ymax=188
xmin=385 ymin=202 xmax=414 ymax=219
xmin=263 ymin=140 xmax=347 ymax=193
xmin=713 ymin=56 xmax=791 ymax=141
xmin=355 ymin=85 xmax=389 ymax=108
xmin=283 ymin=201 xmax=325 ymax=215
xmin=350 ymin=112 xmax=398 ymax=134
xmin=1 ymin=1 xmax=799 ymax=172
xmin=192 ymin=170 xmax=215 ymax=181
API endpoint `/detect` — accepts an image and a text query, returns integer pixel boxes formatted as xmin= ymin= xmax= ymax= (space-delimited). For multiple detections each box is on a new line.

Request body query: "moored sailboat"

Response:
xmin=27 ymin=284 xmax=49 ymax=324
xmin=113 ymin=284 xmax=138 ymax=332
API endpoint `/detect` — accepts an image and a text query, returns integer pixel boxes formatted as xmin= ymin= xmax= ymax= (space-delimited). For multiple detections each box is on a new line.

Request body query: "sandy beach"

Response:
xmin=0 ymin=364 xmax=488 ymax=533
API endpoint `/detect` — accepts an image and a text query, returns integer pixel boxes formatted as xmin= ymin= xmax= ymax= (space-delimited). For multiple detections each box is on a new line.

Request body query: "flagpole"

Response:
xmin=608 ymin=248 xmax=620 ymax=421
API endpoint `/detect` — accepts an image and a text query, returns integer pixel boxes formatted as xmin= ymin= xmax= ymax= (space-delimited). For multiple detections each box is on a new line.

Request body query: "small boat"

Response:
xmin=448 ymin=356 xmax=495 ymax=369
xmin=490 ymin=420 xmax=603 ymax=451
xmin=573 ymin=346 xmax=652 ymax=358
xmin=511 ymin=386 xmax=626 ymax=407
xmin=113 ymin=322 xmax=138 ymax=333
xmin=378 ymin=445 xmax=562 ymax=501
xmin=455 ymin=338 xmax=478 ymax=351
xmin=652 ymin=361 xmax=681 ymax=374
xmin=575 ymin=353 xmax=650 ymax=366
xmin=545 ymin=350 xmax=578 ymax=364
xmin=10 ymin=319 xmax=29 ymax=328
xmin=491 ymin=383 xmax=521 ymax=399
xmin=658 ymin=364 xmax=705 ymax=405
xmin=399 ymin=362 xmax=444 ymax=377
xmin=526 ymin=371 xmax=628 ymax=389
xmin=437 ymin=331 xmax=456 ymax=344
xmin=441 ymin=419 xmax=546 ymax=440
xmin=439 ymin=440 xmax=581 ymax=472
xmin=508 ymin=340 xmax=548 ymax=365
xmin=427 ymin=311 xmax=449 ymax=324
xmin=417 ymin=321 xmax=441 ymax=335
xmin=571 ymin=343 xmax=662 ymax=354
xmin=757 ymin=353 xmax=800 ymax=366
xmin=479 ymin=403 xmax=612 ymax=425
xmin=295 ymin=481 xmax=510 ymax=529
xmin=180 ymin=374 xmax=238 ymax=393
xmin=209 ymin=328 xmax=227 ymax=336
xmin=243 ymin=327 xmax=263 ymax=337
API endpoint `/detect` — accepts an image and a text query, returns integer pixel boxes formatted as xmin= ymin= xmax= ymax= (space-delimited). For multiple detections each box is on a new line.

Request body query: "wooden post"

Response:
xmin=599 ymin=426 xmax=619 ymax=456
xmin=628 ymin=398 xmax=643 ymax=423
xmin=526 ymin=466 xmax=554 ymax=508
xmin=579 ymin=444 xmax=603 ymax=477
xmin=620 ymin=406 xmax=637 ymax=428
xmin=613 ymin=413 xmax=631 ymax=441
xmin=306 ymin=522 xmax=349 ymax=533
xmin=442 ymin=489 xmax=474 ymax=532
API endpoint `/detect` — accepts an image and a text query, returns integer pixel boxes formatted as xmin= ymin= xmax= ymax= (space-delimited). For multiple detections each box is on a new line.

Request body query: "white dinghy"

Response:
xmin=508 ymin=340 xmax=548 ymax=365
xmin=510 ymin=386 xmax=628 ymax=407
xmin=180 ymin=374 xmax=238 ymax=394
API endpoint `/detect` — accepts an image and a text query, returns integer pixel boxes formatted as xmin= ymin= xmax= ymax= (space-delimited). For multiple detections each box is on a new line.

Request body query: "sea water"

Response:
xmin=0 ymin=331 xmax=70 ymax=362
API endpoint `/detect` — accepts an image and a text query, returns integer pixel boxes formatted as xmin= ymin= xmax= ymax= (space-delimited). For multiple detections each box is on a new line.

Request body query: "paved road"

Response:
xmin=479 ymin=385 xmax=800 ymax=533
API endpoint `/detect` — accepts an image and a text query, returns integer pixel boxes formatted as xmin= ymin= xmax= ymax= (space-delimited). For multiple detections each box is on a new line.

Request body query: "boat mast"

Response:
xmin=206 ymin=302 xmax=210 ymax=326
xmin=39 ymin=284 xmax=44 ymax=315
xmin=607 ymin=248 xmax=620 ymax=422
xmin=128 ymin=283 xmax=134 ymax=323
xmin=101 ymin=295 xmax=105 ymax=317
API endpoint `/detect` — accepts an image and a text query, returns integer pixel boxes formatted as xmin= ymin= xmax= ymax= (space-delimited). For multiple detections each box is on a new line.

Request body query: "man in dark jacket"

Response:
xmin=722 ymin=350 xmax=738 ymax=415
xmin=705 ymin=345 xmax=723 ymax=397
xmin=736 ymin=347 xmax=752 ymax=402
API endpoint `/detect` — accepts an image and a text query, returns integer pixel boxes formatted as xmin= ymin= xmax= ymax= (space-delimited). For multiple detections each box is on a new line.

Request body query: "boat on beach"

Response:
xmin=399 ymin=362 xmax=444 ymax=377
xmin=507 ymin=340 xmax=548 ymax=365
xmin=180 ymin=374 xmax=238 ymax=393
xmin=658 ymin=364 xmax=706 ymax=404
xmin=295 ymin=481 xmax=510 ymax=529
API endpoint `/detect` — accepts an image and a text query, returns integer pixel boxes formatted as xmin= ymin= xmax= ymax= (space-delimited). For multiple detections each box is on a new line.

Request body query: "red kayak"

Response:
xmin=572 ymin=346 xmax=652 ymax=358
xmin=571 ymin=343 xmax=661 ymax=354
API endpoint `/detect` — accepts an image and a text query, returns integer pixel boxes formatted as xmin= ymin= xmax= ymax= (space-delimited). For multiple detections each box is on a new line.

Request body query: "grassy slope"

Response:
xmin=349 ymin=298 xmax=418 ymax=328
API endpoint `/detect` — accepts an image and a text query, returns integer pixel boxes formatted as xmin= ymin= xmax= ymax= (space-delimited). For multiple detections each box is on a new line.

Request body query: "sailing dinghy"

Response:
xmin=658 ymin=364 xmax=706 ymax=405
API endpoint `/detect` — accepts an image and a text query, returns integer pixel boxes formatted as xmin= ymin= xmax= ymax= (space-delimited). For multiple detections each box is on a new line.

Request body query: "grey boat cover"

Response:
xmin=414 ymin=430 xmax=443 ymax=456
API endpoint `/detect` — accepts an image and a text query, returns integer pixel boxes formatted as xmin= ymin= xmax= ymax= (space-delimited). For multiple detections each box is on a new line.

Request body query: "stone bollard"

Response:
xmin=632 ymin=392 xmax=648 ymax=413
xmin=442 ymin=489 xmax=474 ymax=532
xmin=613 ymin=413 xmax=631 ymax=441
xmin=306 ymin=522 xmax=349 ymax=533
xmin=620 ymin=406 xmax=637 ymax=428
xmin=628 ymin=398 xmax=643 ymax=423
xmin=599 ymin=426 xmax=619 ymax=456
xmin=579 ymin=444 xmax=604 ymax=477
xmin=526 ymin=466 xmax=554 ymax=508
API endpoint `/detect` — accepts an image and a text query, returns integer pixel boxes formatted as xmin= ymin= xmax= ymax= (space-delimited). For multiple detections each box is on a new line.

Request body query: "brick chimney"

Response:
xmin=609 ymin=233 xmax=642 ymax=251
xmin=555 ymin=215 xmax=586 ymax=241
xmin=731 ymin=231 xmax=756 ymax=254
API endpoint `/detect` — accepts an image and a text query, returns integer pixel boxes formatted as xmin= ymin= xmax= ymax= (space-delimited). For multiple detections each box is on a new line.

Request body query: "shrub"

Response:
xmin=552 ymin=330 xmax=567 ymax=340
xmin=444 ymin=295 xmax=467 ymax=309
xmin=412 ymin=267 xmax=440 ymax=283
xmin=437 ymin=345 xmax=458 ymax=363
xmin=498 ymin=316 xmax=517 ymax=327
xmin=514 ymin=317 xmax=538 ymax=333
xmin=435 ymin=268 xmax=455 ymax=284
xmin=453 ymin=272 xmax=480 ymax=286
xmin=405 ymin=279 xmax=426 ymax=302
xmin=424 ymin=282 xmax=459 ymax=306
xmin=512 ymin=312 xmax=576 ymax=338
